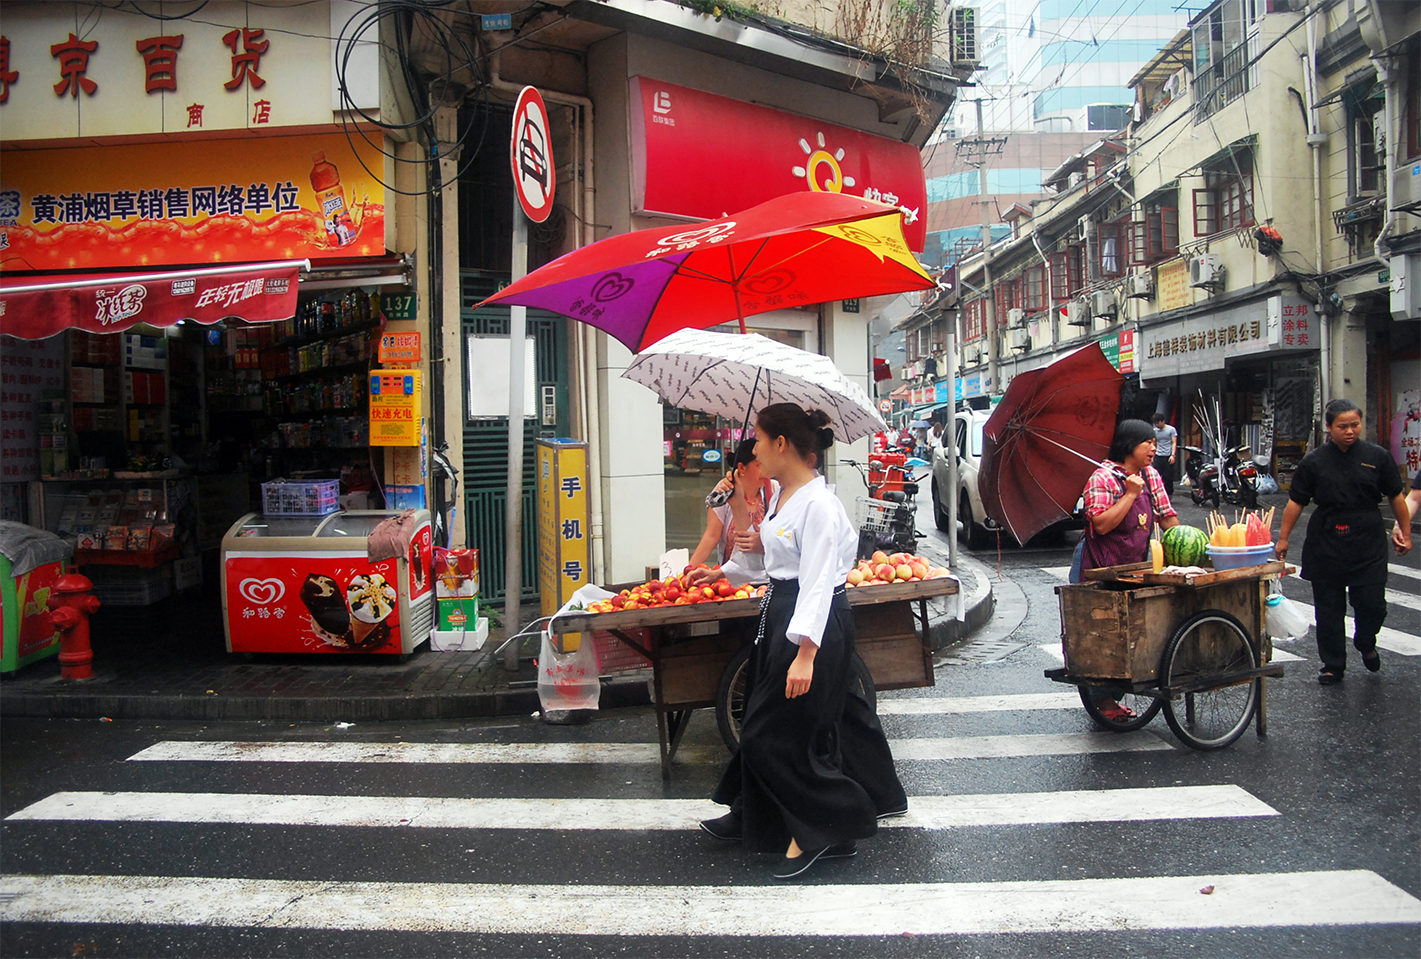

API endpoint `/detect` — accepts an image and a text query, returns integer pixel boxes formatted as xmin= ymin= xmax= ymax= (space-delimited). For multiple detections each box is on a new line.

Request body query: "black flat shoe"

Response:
xmin=1318 ymin=669 xmax=1343 ymax=685
xmin=772 ymin=842 xmax=856 ymax=879
xmin=1362 ymin=650 xmax=1381 ymax=673
xmin=877 ymin=805 xmax=909 ymax=820
xmin=698 ymin=812 xmax=741 ymax=842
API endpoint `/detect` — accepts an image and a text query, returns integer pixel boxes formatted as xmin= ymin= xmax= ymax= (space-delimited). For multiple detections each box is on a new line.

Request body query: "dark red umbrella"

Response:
xmin=979 ymin=344 xmax=1124 ymax=544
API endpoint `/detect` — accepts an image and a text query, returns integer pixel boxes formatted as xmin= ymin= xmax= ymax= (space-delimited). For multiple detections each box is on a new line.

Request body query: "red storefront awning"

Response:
xmin=0 ymin=259 xmax=308 ymax=340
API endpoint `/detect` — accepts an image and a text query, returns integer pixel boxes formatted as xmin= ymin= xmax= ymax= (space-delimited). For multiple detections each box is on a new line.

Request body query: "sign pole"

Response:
xmin=504 ymin=87 xmax=555 ymax=672
xmin=503 ymin=208 xmax=528 ymax=671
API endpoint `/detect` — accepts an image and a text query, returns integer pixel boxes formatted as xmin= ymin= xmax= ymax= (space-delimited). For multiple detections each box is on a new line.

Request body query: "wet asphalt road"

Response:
xmin=0 ymin=492 xmax=1417 ymax=957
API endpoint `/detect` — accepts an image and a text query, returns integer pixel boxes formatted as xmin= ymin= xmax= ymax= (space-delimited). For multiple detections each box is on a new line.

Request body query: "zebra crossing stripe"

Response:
xmin=3 ymin=870 xmax=1417 ymax=934
xmin=1389 ymin=564 xmax=1421 ymax=583
xmin=877 ymin=692 xmax=1082 ymax=714
xmin=125 ymin=731 xmax=1172 ymax=766
xmin=3 ymin=784 xmax=1268 ymax=831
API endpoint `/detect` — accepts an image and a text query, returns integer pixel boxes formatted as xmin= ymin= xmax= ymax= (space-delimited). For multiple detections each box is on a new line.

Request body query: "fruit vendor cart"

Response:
xmin=550 ymin=575 xmax=960 ymax=778
xmin=1047 ymin=560 xmax=1288 ymax=751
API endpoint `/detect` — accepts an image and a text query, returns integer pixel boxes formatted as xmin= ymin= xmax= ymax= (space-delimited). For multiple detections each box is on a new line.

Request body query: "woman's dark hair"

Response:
xmin=1324 ymin=398 xmax=1362 ymax=426
xmin=757 ymin=403 xmax=834 ymax=461
xmin=730 ymin=437 xmax=758 ymax=470
xmin=1108 ymin=418 xmax=1157 ymax=463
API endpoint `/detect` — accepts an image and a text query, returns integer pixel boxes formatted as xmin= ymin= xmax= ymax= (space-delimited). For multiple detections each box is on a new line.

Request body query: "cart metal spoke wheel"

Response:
xmin=1078 ymin=686 xmax=1162 ymax=732
xmin=715 ymin=646 xmax=875 ymax=753
xmin=1161 ymin=608 xmax=1259 ymax=751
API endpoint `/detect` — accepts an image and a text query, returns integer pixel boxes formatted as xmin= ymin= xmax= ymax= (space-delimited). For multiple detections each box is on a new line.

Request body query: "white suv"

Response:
xmin=930 ymin=408 xmax=1085 ymax=548
xmin=929 ymin=410 xmax=998 ymax=549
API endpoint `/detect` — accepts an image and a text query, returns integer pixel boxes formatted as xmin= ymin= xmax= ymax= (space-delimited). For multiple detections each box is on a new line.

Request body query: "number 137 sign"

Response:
xmin=512 ymin=86 xmax=556 ymax=223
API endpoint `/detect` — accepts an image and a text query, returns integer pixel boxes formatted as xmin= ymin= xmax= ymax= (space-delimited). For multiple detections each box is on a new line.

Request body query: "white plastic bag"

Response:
xmin=536 ymin=630 xmax=601 ymax=712
xmin=537 ymin=583 xmax=616 ymax=713
xmin=1265 ymin=583 xmax=1311 ymax=640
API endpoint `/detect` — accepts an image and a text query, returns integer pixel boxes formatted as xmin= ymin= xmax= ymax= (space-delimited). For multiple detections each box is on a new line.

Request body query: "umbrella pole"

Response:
xmin=738 ymin=366 xmax=763 ymax=445
xmin=728 ymin=245 xmax=748 ymax=335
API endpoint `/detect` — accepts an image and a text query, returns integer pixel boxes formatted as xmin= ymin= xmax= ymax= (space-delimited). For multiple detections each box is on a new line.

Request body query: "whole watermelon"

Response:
xmin=1162 ymin=525 xmax=1209 ymax=567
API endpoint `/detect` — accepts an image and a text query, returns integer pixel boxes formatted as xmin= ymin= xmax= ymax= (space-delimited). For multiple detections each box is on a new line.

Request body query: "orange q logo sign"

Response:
xmin=793 ymin=132 xmax=857 ymax=194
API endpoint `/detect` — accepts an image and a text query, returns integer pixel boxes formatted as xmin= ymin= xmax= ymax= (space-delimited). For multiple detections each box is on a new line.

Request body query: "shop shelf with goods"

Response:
xmin=245 ymin=289 xmax=384 ymax=493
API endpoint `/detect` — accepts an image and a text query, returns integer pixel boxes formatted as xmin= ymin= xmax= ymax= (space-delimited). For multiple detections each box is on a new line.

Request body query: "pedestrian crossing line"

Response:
xmin=888 ymin=731 xmax=1173 ymax=758
xmin=1 ymin=784 xmax=1271 ymax=831
xmin=1276 ymin=586 xmax=1421 ymax=657
xmin=125 ymin=740 xmax=727 ymax=766
xmin=125 ymin=731 xmax=1174 ymax=767
xmin=1390 ymin=564 xmax=1421 ymax=583
xmin=877 ymin=692 xmax=1083 ymax=714
xmin=1287 ymin=569 xmax=1421 ymax=616
xmin=3 ymin=870 xmax=1417 ymax=935
xmin=1043 ymin=566 xmax=1071 ymax=581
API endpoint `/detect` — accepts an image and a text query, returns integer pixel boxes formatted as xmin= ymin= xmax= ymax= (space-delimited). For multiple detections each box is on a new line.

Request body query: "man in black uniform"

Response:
xmin=1278 ymin=399 xmax=1412 ymax=684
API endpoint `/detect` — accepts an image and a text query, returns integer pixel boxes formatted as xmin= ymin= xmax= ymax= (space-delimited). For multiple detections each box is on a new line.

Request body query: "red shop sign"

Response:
xmin=629 ymin=77 xmax=928 ymax=252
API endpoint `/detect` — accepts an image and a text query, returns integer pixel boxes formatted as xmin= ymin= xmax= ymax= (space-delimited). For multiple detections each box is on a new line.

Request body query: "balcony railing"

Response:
xmin=1194 ymin=41 xmax=1251 ymax=121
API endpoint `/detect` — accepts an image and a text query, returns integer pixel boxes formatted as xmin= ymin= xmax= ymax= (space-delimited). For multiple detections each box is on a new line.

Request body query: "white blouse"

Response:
xmin=722 ymin=475 xmax=857 ymax=647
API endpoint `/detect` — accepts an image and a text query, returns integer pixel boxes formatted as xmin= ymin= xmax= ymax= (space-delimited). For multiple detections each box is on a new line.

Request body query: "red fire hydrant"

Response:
xmin=48 ymin=573 xmax=101 ymax=680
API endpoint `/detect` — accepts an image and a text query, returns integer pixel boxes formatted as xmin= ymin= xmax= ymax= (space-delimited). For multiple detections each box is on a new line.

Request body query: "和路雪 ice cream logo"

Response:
xmin=239 ymin=578 xmax=286 ymax=605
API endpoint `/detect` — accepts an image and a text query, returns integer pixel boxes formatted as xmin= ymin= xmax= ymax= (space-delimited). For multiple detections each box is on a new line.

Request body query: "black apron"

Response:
xmin=712 ymin=578 xmax=894 ymax=854
xmin=1302 ymin=506 xmax=1387 ymax=586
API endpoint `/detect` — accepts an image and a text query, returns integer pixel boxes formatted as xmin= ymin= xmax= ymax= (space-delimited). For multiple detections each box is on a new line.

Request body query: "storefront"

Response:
xmin=1 ymin=136 xmax=415 ymax=617
xmin=1137 ymin=293 xmax=1321 ymax=488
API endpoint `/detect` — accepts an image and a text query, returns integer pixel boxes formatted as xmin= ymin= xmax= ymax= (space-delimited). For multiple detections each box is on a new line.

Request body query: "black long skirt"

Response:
xmin=712 ymin=578 xmax=905 ymax=853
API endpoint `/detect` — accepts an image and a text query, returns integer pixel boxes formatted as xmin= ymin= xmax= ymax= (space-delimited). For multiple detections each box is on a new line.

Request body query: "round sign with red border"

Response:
xmin=511 ymin=86 xmax=556 ymax=223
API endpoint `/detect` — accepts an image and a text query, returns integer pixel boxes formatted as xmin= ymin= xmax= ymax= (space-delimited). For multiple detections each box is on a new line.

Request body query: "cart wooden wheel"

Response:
xmin=1077 ymin=686 xmax=1162 ymax=732
xmin=1160 ymin=608 xmax=1259 ymax=751
xmin=715 ymin=645 xmax=876 ymax=753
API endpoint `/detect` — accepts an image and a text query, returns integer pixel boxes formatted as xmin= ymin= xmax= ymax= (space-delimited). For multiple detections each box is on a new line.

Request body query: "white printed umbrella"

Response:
xmin=622 ymin=327 xmax=886 ymax=443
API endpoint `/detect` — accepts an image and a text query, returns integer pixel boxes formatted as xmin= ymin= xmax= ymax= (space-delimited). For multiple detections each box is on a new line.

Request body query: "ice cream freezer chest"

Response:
xmin=220 ymin=510 xmax=434 ymax=655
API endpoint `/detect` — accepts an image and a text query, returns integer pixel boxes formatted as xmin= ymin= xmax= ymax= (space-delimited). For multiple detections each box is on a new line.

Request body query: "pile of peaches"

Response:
xmin=847 ymin=550 xmax=952 ymax=587
xmin=582 ymin=570 xmax=765 ymax=613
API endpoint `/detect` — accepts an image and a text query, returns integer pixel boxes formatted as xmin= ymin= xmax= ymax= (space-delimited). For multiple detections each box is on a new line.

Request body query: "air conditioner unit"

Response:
xmin=964 ymin=343 xmax=981 ymax=365
xmin=1129 ymin=271 xmax=1155 ymax=299
xmin=1010 ymin=328 xmax=1031 ymax=352
xmin=1189 ymin=253 xmax=1225 ymax=289
xmin=948 ymin=7 xmax=979 ymax=66
xmin=1006 ymin=308 xmax=1026 ymax=329
xmin=1092 ymin=290 xmax=1118 ymax=318
xmin=1066 ymin=299 xmax=1091 ymax=326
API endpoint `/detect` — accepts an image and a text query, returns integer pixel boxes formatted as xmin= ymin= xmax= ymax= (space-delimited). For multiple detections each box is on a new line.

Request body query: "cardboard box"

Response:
xmin=434 ymin=547 xmax=479 ymax=598
xmin=437 ymin=596 xmax=480 ymax=631
xmin=386 ymin=484 xmax=426 ymax=510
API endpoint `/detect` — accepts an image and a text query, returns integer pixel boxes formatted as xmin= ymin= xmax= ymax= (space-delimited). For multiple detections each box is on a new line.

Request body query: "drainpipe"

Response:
xmin=489 ymin=51 xmax=604 ymax=583
xmin=1305 ymin=13 xmax=1331 ymax=403
xmin=1372 ymin=57 xmax=1399 ymax=267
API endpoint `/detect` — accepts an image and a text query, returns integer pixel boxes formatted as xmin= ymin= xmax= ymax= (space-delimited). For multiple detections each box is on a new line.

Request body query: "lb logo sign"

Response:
xmin=511 ymin=86 xmax=556 ymax=223
xmin=239 ymin=578 xmax=286 ymax=605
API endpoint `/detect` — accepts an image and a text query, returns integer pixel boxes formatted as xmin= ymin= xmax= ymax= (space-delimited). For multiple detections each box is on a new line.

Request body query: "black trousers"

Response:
xmin=1152 ymin=454 xmax=1175 ymax=495
xmin=1311 ymin=580 xmax=1387 ymax=673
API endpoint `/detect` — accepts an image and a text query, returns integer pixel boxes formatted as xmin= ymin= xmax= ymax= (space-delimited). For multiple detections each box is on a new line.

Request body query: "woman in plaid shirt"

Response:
xmin=1071 ymin=418 xmax=1180 ymax=720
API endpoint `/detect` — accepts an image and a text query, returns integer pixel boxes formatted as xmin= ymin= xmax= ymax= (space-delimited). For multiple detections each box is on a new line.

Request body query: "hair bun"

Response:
xmin=817 ymin=426 xmax=835 ymax=450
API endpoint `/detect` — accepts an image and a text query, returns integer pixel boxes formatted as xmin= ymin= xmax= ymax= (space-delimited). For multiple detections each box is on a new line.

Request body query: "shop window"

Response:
xmin=1023 ymin=264 xmax=1047 ymax=311
xmin=1193 ymin=152 xmax=1254 ymax=237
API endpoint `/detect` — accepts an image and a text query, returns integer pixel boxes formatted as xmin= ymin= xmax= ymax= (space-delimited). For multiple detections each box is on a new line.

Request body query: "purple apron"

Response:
xmin=1081 ymin=470 xmax=1154 ymax=572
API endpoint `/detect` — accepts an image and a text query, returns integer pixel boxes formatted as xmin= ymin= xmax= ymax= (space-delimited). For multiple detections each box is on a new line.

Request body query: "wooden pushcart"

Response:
xmin=1048 ymin=560 xmax=1288 ymax=751
xmin=550 ymin=576 xmax=960 ymax=777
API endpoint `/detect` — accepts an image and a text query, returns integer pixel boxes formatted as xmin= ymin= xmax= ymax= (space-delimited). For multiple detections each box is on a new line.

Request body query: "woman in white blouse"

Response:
xmin=692 ymin=403 xmax=905 ymax=879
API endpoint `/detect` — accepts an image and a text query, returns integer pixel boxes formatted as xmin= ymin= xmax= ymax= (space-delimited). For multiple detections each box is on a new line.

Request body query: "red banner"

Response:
xmin=0 ymin=260 xmax=304 ymax=339
xmin=630 ymin=77 xmax=928 ymax=251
